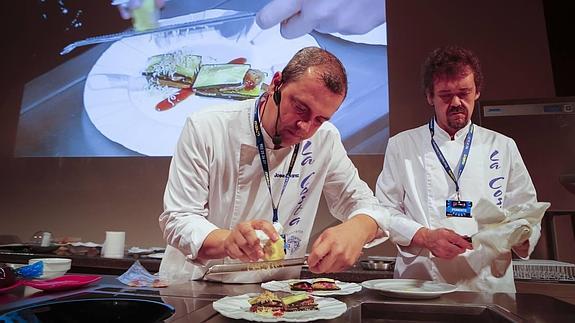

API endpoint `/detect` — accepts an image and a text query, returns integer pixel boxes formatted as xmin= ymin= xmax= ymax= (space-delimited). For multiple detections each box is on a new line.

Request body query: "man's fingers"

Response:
xmin=251 ymin=221 xmax=279 ymax=241
xmin=237 ymin=222 xmax=261 ymax=247
xmin=256 ymin=0 xmax=301 ymax=30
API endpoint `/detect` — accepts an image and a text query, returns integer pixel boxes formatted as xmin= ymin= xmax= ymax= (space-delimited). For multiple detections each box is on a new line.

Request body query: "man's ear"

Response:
xmin=272 ymin=72 xmax=283 ymax=90
xmin=426 ymin=93 xmax=434 ymax=106
xmin=475 ymin=91 xmax=481 ymax=101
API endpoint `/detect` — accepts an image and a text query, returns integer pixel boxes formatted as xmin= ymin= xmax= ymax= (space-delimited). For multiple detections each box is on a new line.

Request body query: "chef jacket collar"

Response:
xmin=433 ymin=120 xmax=472 ymax=142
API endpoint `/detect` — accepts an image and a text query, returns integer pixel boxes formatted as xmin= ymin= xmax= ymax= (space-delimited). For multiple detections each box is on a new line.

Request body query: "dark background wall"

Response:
xmin=0 ymin=1 xmax=572 ymax=260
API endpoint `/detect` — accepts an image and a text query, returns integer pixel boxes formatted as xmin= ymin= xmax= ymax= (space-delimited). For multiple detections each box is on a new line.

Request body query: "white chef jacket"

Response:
xmin=159 ymin=99 xmax=389 ymax=283
xmin=375 ymin=121 xmax=540 ymax=293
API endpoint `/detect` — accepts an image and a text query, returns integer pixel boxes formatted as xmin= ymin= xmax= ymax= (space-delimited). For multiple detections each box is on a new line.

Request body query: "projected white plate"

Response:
xmin=84 ymin=10 xmax=318 ymax=156
xmin=362 ymin=279 xmax=457 ymax=299
xmin=212 ymin=293 xmax=347 ymax=322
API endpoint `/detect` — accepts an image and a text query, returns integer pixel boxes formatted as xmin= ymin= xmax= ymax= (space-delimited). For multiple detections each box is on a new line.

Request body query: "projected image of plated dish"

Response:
xmin=83 ymin=9 xmax=318 ymax=156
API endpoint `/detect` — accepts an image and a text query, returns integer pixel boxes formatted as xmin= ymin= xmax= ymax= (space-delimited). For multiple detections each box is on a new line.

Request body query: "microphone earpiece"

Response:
xmin=273 ymin=88 xmax=282 ymax=106
xmin=272 ymin=86 xmax=282 ymax=146
xmin=272 ymin=133 xmax=282 ymax=146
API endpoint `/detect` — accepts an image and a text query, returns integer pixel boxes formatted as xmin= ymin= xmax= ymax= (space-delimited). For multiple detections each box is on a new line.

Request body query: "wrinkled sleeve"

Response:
xmin=375 ymin=138 xmax=424 ymax=247
xmin=322 ymin=129 xmax=390 ymax=246
xmin=504 ymin=139 xmax=540 ymax=258
xmin=159 ymin=117 xmax=218 ymax=262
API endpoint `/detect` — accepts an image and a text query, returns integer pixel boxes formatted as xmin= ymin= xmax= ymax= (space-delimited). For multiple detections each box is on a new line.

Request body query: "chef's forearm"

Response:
xmin=197 ymin=229 xmax=231 ymax=260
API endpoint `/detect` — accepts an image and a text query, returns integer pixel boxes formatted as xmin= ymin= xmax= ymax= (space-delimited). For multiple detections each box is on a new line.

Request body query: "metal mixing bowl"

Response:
xmin=360 ymin=256 xmax=395 ymax=271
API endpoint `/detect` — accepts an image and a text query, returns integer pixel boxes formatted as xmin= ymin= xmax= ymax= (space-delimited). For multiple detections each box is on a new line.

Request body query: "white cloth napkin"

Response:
xmin=466 ymin=199 xmax=550 ymax=275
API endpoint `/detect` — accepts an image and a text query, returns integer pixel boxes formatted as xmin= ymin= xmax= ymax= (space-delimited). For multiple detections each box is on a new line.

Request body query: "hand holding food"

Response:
xmin=257 ymin=222 xmax=285 ymax=261
xmin=223 ymin=220 xmax=280 ymax=262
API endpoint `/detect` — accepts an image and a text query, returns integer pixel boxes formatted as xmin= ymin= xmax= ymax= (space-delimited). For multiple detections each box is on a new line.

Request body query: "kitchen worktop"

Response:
xmin=0 ymin=250 xmax=161 ymax=275
xmin=1 ymin=275 xmax=574 ymax=322
xmin=0 ymin=250 xmax=395 ymax=280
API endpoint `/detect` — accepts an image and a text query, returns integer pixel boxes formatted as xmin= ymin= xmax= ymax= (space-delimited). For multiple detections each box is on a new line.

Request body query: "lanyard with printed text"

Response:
xmin=253 ymin=98 xmax=300 ymax=223
xmin=429 ymin=118 xmax=474 ymax=201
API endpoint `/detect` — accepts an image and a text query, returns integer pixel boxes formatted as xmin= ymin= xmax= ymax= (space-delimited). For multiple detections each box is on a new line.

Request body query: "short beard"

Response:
xmin=447 ymin=106 xmax=468 ymax=130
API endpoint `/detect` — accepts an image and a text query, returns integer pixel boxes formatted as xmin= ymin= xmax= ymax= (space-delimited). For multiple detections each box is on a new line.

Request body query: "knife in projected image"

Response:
xmin=61 ymin=11 xmax=256 ymax=55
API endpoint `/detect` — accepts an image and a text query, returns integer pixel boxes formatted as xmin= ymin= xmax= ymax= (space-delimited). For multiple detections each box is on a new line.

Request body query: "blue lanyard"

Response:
xmin=428 ymin=118 xmax=474 ymax=201
xmin=253 ymin=96 xmax=300 ymax=223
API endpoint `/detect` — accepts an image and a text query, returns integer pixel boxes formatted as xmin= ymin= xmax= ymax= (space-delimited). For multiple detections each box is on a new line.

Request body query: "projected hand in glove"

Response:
xmin=256 ymin=0 xmax=387 ymax=39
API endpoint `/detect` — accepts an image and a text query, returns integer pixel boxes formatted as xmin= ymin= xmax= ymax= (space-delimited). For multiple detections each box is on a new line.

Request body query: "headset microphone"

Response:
xmin=272 ymin=88 xmax=282 ymax=146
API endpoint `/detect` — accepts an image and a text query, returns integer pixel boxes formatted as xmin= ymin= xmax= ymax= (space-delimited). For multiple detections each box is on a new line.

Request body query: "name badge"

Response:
xmin=446 ymin=200 xmax=472 ymax=218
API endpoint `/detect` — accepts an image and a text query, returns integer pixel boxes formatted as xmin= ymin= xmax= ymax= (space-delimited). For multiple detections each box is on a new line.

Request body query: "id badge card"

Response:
xmin=446 ymin=200 xmax=472 ymax=218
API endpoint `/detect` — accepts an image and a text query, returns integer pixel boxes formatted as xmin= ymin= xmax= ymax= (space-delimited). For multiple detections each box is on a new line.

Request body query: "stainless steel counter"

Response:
xmin=1 ymin=275 xmax=574 ymax=322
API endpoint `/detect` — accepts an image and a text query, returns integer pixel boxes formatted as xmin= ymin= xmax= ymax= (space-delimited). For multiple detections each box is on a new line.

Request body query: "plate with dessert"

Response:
xmin=212 ymin=291 xmax=347 ymax=322
xmin=261 ymin=278 xmax=361 ymax=296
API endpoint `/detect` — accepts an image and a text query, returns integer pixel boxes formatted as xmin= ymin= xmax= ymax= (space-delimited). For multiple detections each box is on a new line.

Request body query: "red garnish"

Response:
xmin=228 ymin=57 xmax=247 ymax=64
xmin=156 ymin=88 xmax=195 ymax=111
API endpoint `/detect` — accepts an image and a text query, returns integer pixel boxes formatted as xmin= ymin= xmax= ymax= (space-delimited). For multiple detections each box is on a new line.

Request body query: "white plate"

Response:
xmin=261 ymin=279 xmax=361 ymax=296
xmin=361 ymin=279 xmax=457 ymax=299
xmin=84 ymin=10 xmax=318 ymax=156
xmin=212 ymin=293 xmax=347 ymax=322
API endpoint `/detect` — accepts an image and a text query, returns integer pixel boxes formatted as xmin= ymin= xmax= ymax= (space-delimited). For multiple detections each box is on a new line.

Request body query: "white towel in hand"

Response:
xmin=466 ymin=199 xmax=550 ymax=275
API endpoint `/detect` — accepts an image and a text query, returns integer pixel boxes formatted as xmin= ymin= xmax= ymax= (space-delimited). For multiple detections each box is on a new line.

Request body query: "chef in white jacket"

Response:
xmin=159 ymin=47 xmax=389 ymax=283
xmin=375 ymin=46 xmax=541 ymax=293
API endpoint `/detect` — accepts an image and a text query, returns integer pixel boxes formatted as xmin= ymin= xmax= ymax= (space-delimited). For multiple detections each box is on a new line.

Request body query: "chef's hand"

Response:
xmin=412 ymin=228 xmax=473 ymax=259
xmin=511 ymin=239 xmax=530 ymax=258
xmin=115 ymin=0 xmax=165 ymax=20
xmin=256 ymin=0 xmax=386 ymax=39
xmin=223 ymin=220 xmax=279 ymax=262
xmin=308 ymin=215 xmax=378 ymax=273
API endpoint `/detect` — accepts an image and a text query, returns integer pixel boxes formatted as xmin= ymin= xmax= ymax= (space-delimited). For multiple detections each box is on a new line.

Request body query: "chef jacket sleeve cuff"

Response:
xmin=348 ymin=208 xmax=390 ymax=248
xmin=162 ymin=212 xmax=219 ymax=264
xmin=389 ymin=216 xmax=424 ymax=247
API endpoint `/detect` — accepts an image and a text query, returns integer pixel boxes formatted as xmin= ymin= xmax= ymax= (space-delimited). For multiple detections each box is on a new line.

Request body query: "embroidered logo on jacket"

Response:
xmin=488 ymin=150 xmax=505 ymax=206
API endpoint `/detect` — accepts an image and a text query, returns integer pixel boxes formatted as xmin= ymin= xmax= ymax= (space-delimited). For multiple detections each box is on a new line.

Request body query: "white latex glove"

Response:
xmin=256 ymin=0 xmax=386 ymax=39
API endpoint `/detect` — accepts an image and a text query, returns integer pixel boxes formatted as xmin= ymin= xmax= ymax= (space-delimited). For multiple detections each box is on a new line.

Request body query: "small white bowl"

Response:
xmin=28 ymin=258 xmax=72 ymax=279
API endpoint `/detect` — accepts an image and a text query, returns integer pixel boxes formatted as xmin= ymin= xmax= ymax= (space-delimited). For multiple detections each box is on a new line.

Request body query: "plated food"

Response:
xmin=143 ymin=47 xmax=267 ymax=111
xmin=262 ymin=278 xmax=361 ymax=296
xmin=213 ymin=292 xmax=347 ymax=322
xmin=290 ymin=278 xmax=340 ymax=292
xmin=248 ymin=291 xmax=318 ymax=318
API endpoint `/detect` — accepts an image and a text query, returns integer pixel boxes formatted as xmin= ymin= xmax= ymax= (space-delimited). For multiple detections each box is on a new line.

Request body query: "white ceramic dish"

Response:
xmin=28 ymin=258 xmax=72 ymax=279
xmin=361 ymin=279 xmax=457 ymax=299
xmin=213 ymin=293 xmax=347 ymax=322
